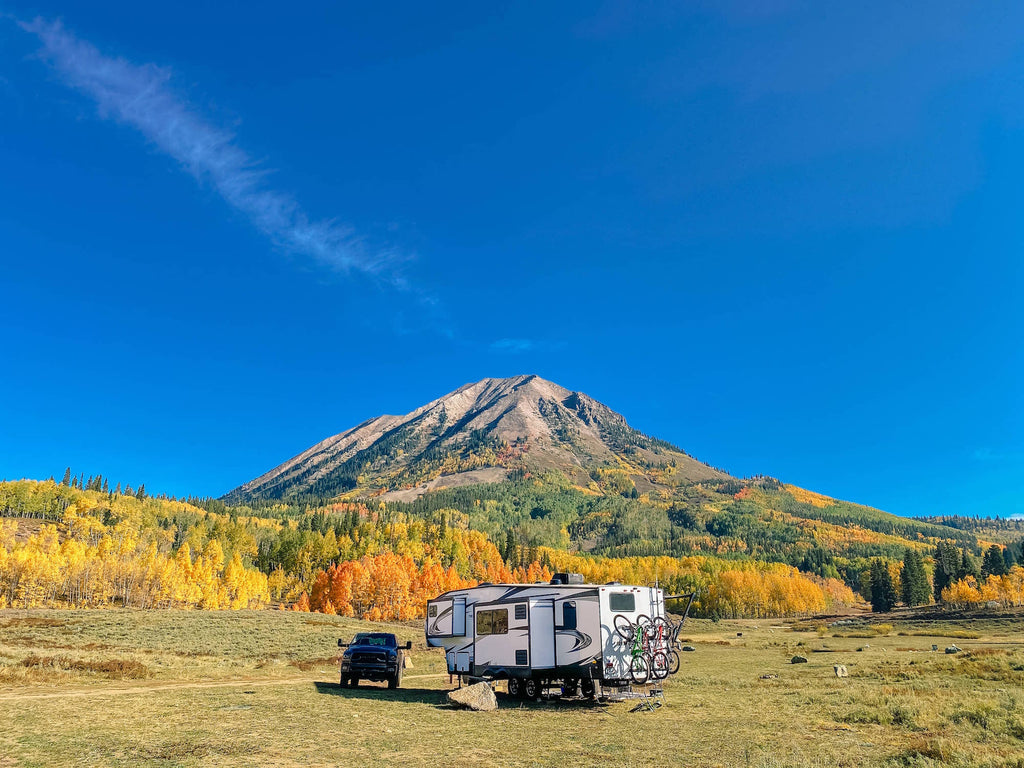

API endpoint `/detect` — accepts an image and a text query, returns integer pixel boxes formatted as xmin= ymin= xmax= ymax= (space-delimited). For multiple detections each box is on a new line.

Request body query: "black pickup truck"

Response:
xmin=338 ymin=632 xmax=411 ymax=689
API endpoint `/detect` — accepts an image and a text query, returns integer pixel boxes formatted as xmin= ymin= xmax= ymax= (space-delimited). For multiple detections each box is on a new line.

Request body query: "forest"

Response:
xmin=1 ymin=474 xmax=1022 ymax=620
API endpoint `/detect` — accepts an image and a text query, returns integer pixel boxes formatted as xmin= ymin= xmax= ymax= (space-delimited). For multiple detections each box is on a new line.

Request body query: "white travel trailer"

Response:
xmin=425 ymin=573 xmax=678 ymax=698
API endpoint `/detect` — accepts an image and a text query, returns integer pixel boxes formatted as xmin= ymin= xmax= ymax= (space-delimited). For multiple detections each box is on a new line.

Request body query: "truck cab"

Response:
xmin=338 ymin=632 xmax=411 ymax=689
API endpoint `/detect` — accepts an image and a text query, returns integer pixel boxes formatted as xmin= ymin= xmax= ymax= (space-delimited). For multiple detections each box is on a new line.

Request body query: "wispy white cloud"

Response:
xmin=20 ymin=17 xmax=403 ymax=280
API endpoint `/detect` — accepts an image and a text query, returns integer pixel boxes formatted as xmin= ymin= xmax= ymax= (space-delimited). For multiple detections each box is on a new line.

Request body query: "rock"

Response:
xmin=403 ymin=655 xmax=414 ymax=670
xmin=833 ymin=665 xmax=848 ymax=678
xmin=737 ymin=632 xmax=743 ymax=637
xmin=681 ymin=645 xmax=696 ymax=652
xmin=447 ymin=682 xmax=498 ymax=712
xmin=760 ymin=673 xmax=777 ymax=680
xmin=791 ymin=655 xmax=808 ymax=664
xmin=863 ymin=644 xmax=870 ymax=649
xmin=932 ymin=644 xmax=938 ymax=652
xmin=945 ymin=645 xmax=961 ymax=655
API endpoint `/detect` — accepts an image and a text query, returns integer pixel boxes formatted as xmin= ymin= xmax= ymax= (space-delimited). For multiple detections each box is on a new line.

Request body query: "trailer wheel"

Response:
xmin=581 ymin=678 xmax=596 ymax=699
xmin=561 ymin=678 xmax=579 ymax=698
xmin=507 ymin=677 xmax=522 ymax=698
xmin=523 ymin=677 xmax=540 ymax=700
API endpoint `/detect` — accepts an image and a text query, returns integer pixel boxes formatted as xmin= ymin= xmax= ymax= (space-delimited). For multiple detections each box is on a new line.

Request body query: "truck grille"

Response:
xmin=352 ymin=651 xmax=387 ymax=665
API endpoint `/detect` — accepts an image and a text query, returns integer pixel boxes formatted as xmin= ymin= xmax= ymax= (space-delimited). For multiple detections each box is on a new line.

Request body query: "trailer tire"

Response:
xmin=523 ymin=677 xmax=540 ymax=700
xmin=507 ymin=677 xmax=522 ymax=698
xmin=561 ymin=678 xmax=579 ymax=698
xmin=581 ymin=678 xmax=596 ymax=699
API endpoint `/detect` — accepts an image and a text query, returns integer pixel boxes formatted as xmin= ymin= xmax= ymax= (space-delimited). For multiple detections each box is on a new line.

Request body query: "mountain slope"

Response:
xmin=223 ymin=375 xmax=728 ymax=503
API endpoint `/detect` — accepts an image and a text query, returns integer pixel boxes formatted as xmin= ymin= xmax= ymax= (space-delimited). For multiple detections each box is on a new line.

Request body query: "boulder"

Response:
xmin=447 ymin=682 xmax=498 ymax=712
xmin=833 ymin=665 xmax=848 ymax=678
xmin=760 ymin=673 xmax=778 ymax=680
xmin=681 ymin=645 xmax=696 ymax=652
xmin=791 ymin=655 xmax=808 ymax=664
xmin=945 ymin=645 xmax=961 ymax=655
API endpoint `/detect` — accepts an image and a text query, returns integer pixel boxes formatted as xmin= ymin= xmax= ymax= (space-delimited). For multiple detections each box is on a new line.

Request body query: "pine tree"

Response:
xmin=115 ymin=482 xmax=122 ymax=496
xmin=982 ymin=545 xmax=1008 ymax=578
xmin=61 ymin=468 xmax=72 ymax=487
xmin=503 ymin=528 xmax=515 ymax=565
xmin=901 ymin=548 xmax=930 ymax=606
xmin=933 ymin=541 xmax=960 ymax=602
xmin=869 ymin=559 xmax=897 ymax=613
xmin=136 ymin=484 xmax=146 ymax=501
xmin=958 ymin=550 xmax=980 ymax=581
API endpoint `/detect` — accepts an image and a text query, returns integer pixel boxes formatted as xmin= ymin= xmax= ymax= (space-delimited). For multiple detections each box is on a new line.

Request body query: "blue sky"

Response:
xmin=1 ymin=2 xmax=1020 ymax=517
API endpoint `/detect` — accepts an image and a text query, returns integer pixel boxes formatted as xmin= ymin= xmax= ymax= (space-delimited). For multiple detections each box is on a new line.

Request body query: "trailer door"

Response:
xmin=453 ymin=597 xmax=467 ymax=636
xmin=529 ymin=599 xmax=555 ymax=669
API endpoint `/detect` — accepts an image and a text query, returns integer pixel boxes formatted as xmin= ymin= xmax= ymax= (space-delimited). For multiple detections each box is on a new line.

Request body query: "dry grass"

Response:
xmin=2 ymin=609 xmax=1024 ymax=767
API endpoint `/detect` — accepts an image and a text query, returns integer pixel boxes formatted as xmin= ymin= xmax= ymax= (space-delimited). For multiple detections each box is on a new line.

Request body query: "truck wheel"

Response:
xmin=350 ymin=677 xmax=359 ymax=688
xmin=507 ymin=677 xmax=522 ymax=698
xmin=523 ymin=678 xmax=540 ymax=700
xmin=388 ymin=669 xmax=402 ymax=689
xmin=340 ymin=675 xmax=349 ymax=688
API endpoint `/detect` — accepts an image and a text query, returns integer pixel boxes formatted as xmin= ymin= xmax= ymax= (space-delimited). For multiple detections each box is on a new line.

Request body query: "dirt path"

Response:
xmin=0 ymin=673 xmax=447 ymax=702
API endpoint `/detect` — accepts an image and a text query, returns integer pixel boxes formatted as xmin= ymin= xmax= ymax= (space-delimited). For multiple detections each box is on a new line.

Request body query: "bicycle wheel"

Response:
xmin=650 ymin=651 xmax=669 ymax=680
xmin=667 ymin=649 xmax=681 ymax=675
xmin=629 ymin=654 xmax=650 ymax=685
xmin=613 ymin=614 xmax=636 ymax=642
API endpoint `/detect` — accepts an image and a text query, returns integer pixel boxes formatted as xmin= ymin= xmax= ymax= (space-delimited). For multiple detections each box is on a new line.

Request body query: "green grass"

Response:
xmin=2 ymin=610 xmax=1024 ymax=767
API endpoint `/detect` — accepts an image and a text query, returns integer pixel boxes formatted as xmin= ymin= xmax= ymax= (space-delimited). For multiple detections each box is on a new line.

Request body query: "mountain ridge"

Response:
xmin=223 ymin=374 xmax=729 ymax=503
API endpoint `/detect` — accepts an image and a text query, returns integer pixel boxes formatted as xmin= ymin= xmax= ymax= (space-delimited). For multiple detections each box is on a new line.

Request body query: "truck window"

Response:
xmin=476 ymin=608 xmax=508 ymax=636
xmin=609 ymin=593 xmax=635 ymax=612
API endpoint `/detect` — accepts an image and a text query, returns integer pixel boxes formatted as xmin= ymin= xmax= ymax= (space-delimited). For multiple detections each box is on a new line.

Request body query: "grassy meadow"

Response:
xmin=1 ymin=609 xmax=1023 ymax=767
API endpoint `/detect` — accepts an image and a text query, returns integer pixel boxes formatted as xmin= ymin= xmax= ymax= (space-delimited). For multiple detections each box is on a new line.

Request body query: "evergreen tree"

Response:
xmin=115 ymin=482 xmax=122 ymax=496
xmin=102 ymin=478 xmax=109 ymax=494
xmin=61 ymin=468 xmax=72 ymax=487
xmin=900 ymin=548 xmax=930 ymax=606
xmin=933 ymin=541 xmax=960 ymax=602
xmin=869 ymin=559 xmax=897 ymax=613
xmin=136 ymin=484 xmax=146 ymax=501
xmin=981 ymin=545 xmax=1008 ymax=578
xmin=958 ymin=550 xmax=980 ymax=581
xmin=503 ymin=528 xmax=516 ymax=564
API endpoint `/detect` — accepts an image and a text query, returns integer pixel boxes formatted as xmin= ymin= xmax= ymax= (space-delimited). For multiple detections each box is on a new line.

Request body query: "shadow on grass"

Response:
xmin=312 ymin=681 xmax=609 ymax=710
xmin=313 ymin=681 xmax=446 ymax=705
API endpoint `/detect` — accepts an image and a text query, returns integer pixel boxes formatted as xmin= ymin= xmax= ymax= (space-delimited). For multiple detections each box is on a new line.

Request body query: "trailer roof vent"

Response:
xmin=551 ymin=572 xmax=584 ymax=585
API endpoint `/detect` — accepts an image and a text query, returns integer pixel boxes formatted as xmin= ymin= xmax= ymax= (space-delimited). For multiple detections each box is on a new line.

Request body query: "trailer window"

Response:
xmin=563 ymin=601 xmax=577 ymax=630
xmin=609 ymin=593 xmax=635 ymax=612
xmin=428 ymin=604 xmax=437 ymax=618
xmin=515 ymin=604 xmax=527 ymax=621
xmin=476 ymin=609 xmax=508 ymax=636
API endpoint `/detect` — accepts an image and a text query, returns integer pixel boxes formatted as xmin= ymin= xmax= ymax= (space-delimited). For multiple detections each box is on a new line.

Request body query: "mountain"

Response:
xmin=223 ymin=375 xmax=728 ymax=504
xmin=223 ymin=375 xmax=980 ymax=571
